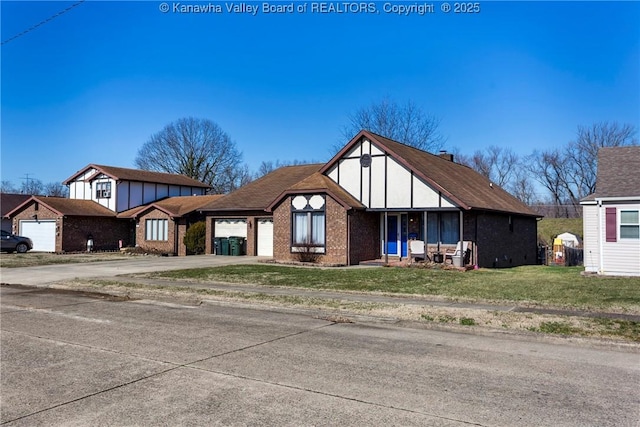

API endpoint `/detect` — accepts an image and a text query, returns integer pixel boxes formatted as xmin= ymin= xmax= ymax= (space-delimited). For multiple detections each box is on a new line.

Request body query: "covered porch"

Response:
xmin=377 ymin=210 xmax=475 ymax=266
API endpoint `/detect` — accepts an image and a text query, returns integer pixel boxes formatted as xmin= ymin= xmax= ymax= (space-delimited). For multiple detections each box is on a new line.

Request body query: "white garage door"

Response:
xmin=214 ymin=219 xmax=247 ymax=238
xmin=257 ymin=219 xmax=273 ymax=257
xmin=20 ymin=220 xmax=56 ymax=252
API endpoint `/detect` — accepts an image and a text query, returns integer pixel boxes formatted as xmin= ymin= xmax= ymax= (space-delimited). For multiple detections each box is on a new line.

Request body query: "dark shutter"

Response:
xmin=606 ymin=208 xmax=617 ymax=242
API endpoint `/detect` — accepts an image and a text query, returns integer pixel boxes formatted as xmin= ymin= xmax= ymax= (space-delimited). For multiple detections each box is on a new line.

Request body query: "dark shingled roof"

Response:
xmin=63 ymin=164 xmax=210 ymax=188
xmin=6 ymin=197 xmax=116 ymax=217
xmin=321 ymin=130 xmax=538 ymax=216
xmin=1 ymin=193 xmax=30 ymax=216
xmin=582 ymin=146 xmax=640 ymax=201
xmin=118 ymin=195 xmax=223 ymax=219
xmin=200 ymin=164 xmax=323 ymax=211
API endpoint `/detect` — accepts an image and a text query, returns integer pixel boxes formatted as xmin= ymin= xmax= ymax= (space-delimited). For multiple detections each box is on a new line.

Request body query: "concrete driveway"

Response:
xmin=0 ymin=255 xmax=265 ymax=286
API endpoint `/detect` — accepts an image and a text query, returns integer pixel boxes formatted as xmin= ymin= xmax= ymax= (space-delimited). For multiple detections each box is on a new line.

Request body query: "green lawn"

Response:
xmin=146 ymin=264 xmax=640 ymax=312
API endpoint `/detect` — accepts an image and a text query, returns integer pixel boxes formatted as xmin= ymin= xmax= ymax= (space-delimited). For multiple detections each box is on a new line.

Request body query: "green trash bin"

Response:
xmin=228 ymin=236 xmax=245 ymax=256
xmin=219 ymin=237 xmax=230 ymax=255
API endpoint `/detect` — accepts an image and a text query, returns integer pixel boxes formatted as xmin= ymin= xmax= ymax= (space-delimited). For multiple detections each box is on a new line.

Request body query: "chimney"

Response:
xmin=439 ymin=150 xmax=454 ymax=162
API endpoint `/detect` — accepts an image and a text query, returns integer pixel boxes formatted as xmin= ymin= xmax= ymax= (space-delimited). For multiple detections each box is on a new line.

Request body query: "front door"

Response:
xmin=387 ymin=215 xmax=399 ymax=256
xmin=384 ymin=214 xmax=407 ymax=257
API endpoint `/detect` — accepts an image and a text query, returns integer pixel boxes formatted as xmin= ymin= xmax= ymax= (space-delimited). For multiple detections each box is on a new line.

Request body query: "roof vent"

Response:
xmin=438 ymin=150 xmax=454 ymax=162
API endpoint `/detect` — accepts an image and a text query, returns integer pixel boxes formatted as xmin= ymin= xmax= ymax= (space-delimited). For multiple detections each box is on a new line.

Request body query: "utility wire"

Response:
xmin=2 ymin=0 xmax=85 ymax=46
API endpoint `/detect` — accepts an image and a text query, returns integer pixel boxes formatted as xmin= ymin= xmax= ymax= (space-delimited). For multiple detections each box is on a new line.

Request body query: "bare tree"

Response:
xmin=339 ymin=98 xmax=444 ymax=153
xmin=526 ymin=150 xmax=572 ymax=218
xmin=1 ymin=180 xmax=17 ymax=193
xmin=44 ymin=182 xmax=68 ymax=197
xmin=135 ymin=117 xmax=245 ymax=193
xmin=254 ymin=159 xmax=316 ymax=179
xmin=20 ymin=178 xmax=44 ymax=195
xmin=463 ymin=146 xmax=519 ymax=187
xmin=562 ymin=122 xmax=637 ymax=207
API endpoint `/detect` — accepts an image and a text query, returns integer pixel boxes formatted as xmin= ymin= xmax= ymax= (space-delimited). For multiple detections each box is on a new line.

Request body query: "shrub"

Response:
xmin=293 ymin=241 xmax=321 ymax=263
xmin=184 ymin=221 xmax=206 ymax=255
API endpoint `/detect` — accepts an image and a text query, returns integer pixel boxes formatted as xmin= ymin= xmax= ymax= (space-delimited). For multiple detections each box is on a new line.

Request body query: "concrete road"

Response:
xmin=2 ymin=285 xmax=639 ymax=426
xmin=0 ymin=255 xmax=265 ymax=286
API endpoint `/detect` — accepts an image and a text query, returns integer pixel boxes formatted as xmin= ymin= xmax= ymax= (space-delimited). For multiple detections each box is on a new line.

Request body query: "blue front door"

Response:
xmin=387 ymin=215 xmax=398 ymax=255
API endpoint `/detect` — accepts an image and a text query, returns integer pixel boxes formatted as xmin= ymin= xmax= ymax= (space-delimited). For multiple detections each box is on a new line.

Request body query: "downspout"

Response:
xmin=423 ymin=211 xmax=427 ymax=258
xmin=597 ymin=198 xmax=604 ymax=274
xmin=346 ymin=211 xmax=351 ymax=266
xmin=459 ymin=210 xmax=464 ymax=263
xmin=384 ymin=211 xmax=388 ymax=265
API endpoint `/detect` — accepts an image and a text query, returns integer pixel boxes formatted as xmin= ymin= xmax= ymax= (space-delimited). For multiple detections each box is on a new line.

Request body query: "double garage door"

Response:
xmin=20 ymin=220 xmax=56 ymax=252
xmin=214 ymin=218 xmax=273 ymax=257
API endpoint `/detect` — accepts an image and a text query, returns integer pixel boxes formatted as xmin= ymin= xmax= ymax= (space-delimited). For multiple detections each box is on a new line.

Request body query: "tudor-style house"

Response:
xmin=202 ymin=130 xmax=540 ymax=267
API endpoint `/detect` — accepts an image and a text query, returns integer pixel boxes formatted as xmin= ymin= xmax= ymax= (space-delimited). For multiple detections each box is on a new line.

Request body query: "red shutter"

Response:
xmin=606 ymin=208 xmax=617 ymax=242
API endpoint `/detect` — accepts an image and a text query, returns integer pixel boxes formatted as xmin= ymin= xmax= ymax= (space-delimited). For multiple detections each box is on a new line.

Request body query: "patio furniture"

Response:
xmin=409 ymin=240 xmax=429 ymax=263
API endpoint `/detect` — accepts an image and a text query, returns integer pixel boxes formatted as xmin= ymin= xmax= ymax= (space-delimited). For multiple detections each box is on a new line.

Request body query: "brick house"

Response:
xmin=5 ymin=165 xmax=213 ymax=253
xmin=581 ymin=146 xmax=640 ymax=276
xmin=203 ymin=130 xmax=540 ymax=267
xmin=118 ymin=195 xmax=222 ymax=255
xmin=200 ymin=164 xmax=323 ymax=256
xmin=5 ymin=196 xmax=129 ymax=252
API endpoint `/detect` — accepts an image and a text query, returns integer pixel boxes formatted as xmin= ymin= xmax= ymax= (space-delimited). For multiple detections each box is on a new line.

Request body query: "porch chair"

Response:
xmin=409 ymin=240 xmax=428 ymax=263
xmin=445 ymin=241 xmax=469 ymax=265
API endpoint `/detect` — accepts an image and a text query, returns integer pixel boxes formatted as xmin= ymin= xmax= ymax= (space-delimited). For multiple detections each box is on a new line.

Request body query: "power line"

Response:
xmin=2 ymin=0 xmax=85 ymax=46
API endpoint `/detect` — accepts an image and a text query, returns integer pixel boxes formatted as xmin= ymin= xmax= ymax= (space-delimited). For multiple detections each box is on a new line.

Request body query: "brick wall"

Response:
xmin=11 ymin=201 xmax=131 ymax=253
xmin=273 ymin=195 xmax=352 ymax=265
xmin=63 ymin=217 xmax=130 ymax=252
xmin=135 ymin=210 xmax=177 ymax=254
xmin=469 ymin=211 xmax=538 ymax=268
xmin=348 ymin=210 xmax=379 ymax=264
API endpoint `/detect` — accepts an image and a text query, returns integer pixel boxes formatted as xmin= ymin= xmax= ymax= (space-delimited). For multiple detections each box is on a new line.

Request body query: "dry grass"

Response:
xmin=55 ymin=278 xmax=640 ymax=343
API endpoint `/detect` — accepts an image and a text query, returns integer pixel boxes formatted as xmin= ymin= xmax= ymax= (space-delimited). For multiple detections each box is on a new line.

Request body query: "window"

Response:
xmin=96 ymin=182 xmax=111 ymax=199
xmin=145 ymin=219 xmax=168 ymax=241
xmin=620 ymin=210 xmax=639 ymax=239
xmin=291 ymin=195 xmax=325 ymax=252
xmin=426 ymin=212 xmax=459 ymax=244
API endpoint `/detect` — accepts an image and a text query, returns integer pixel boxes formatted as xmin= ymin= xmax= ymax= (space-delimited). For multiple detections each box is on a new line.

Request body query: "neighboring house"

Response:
xmin=118 ymin=195 xmax=222 ymax=255
xmin=63 ymin=164 xmax=210 ymax=213
xmin=1 ymin=193 xmax=30 ymax=233
xmin=200 ymin=164 xmax=323 ymax=257
xmin=5 ymin=196 xmax=127 ymax=252
xmin=5 ymin=165 xmax=213 ymax=253
xmin=581 ymin=146 xmax=640 ymax=276
xmin=202 ymin=130 xmax=540 ymax=267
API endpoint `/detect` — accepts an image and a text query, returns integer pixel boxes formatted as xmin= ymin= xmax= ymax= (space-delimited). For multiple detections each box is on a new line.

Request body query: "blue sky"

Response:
xmin=2 ymin=1 xmax=638 ymax=186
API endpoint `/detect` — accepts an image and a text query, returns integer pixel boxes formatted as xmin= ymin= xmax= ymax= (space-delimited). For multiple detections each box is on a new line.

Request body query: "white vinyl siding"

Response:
xmin=599 ymin=203 xmax=640 ymax=276
xmin=145 ymin=219 xmax=168 ymax=241
xmin=582 ymin=204 xmax=600 ymax=273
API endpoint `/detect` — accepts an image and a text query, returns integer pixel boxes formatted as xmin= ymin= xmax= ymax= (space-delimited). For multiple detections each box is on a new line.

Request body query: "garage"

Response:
xmin=257 ymin=218 xmax=274 ymax=256
xmin=214 ymin=219 xmax=247 ymax=238
xmin=20 ymin=220 xmax=56 ymax=252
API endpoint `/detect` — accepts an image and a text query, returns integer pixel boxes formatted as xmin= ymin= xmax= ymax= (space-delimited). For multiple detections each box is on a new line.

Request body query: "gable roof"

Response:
xmin=582 ymin=146 xmax=640 ymax=201
xmin=1 ymin=193 xmax=30 ymax=216
xmin=200 ymin=164 xmax=323 ymax=212
xmin=267 ymin=172 xmax=365 ymax=211
xmin=321 ymin=130 xmax=537 ymax=216
xmin=118 ymin=195 xmax=223 ymax=219
xmin=5 ymin=196 xmax=116 ymax=218
xmin=63 ymin=164 xmax=211 ymax=189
